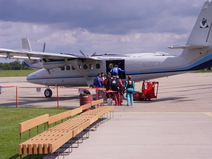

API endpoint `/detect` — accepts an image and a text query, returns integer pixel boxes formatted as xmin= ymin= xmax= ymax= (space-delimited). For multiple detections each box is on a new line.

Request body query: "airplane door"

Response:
xmin=106 ymin=60 xmax=126 ymax=79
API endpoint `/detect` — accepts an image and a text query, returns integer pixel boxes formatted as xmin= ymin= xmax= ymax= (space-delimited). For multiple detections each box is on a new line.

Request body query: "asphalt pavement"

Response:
xmin=1 ymin=73 xmax=212 ymax=159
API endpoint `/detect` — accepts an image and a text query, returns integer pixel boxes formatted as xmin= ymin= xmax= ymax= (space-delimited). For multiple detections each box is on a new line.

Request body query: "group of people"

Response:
xmin=93 ymin=65 xmax=135 ymax=106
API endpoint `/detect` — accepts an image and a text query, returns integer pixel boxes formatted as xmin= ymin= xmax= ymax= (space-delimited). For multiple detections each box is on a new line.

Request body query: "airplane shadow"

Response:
xmin=0 ymin=95 xmax=80 ymax=108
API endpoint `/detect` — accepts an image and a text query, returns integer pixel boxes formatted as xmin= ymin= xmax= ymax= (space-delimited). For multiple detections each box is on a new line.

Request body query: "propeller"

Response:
xmin=80 ymin=50 xmax=86 ymax=56
xmin=91 ymin=52 xmax=96 ymax=56
xmin=43 ymin=42 xmax=46 ymax=52
xmin=80 ymin=50 xmax=97 ymax=57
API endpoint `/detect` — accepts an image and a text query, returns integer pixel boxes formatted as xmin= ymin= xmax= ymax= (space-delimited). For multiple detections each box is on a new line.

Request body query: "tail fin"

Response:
xmin=169 ymin=1 xmax=212 ymax=49
xmin=168 ymin=2 xmax=212 ymax=71
xmin=186 ymin=1 xmax=212 ymax=46
xmin=22 ymin=38 xmax=32 ymax=52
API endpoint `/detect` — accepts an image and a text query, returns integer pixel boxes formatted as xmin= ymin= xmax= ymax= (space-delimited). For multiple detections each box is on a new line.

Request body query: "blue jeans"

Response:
xmin=126 ymin=92 xmax=134 ymax=105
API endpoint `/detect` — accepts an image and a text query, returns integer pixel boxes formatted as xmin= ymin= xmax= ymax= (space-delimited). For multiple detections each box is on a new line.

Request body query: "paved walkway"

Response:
xmin=44 ymin=112 xmax=212 ymax=159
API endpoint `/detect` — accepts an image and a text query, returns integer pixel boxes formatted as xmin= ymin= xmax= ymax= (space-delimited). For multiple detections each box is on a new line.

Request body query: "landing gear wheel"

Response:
xmin=44 ymin=89 xmax=52 ymax=98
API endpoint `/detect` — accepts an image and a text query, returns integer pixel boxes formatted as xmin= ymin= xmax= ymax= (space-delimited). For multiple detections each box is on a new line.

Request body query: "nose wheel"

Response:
xmin=44 ymin=88 xmax=53 ymax=98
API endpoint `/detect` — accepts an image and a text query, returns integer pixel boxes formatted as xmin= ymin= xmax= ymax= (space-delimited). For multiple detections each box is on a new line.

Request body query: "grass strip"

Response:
xmin=0 ymin=70 xmax=36 ymax=77
xmin=0 ymin=107 xmax=69 ymax=159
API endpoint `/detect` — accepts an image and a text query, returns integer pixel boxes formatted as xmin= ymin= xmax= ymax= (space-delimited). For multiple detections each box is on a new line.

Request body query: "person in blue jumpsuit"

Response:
xmin=110 ymin=64 xmax=124 ymax=77
xmin=94 ymin=73 xmax=103 ymax=88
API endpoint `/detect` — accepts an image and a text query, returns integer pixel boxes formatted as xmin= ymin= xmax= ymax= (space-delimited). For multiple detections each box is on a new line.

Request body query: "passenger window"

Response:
xmin=96 ymin=63 xmax=100 ymax=69
xmin=66 ymin=65 xmax=70 ymax=70
xmin=83 ymin=64 xmax=88 ymax=69
xmin=89 ymin=64 xmax=94 ymax=69
xmin=72 ymin=65 xmax=75 ymax=70
xmin=61 ymin=67 xmax=65 ymax=71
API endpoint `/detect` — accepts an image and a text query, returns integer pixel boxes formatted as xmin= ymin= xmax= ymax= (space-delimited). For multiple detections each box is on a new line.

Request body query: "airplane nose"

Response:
xmin=26 ymin=72 xmax=35 ymax=82
xmin=27 ymin=71 xmax=37 ymax=83
xmin=27 ymin=69 xmax=47 ymax=85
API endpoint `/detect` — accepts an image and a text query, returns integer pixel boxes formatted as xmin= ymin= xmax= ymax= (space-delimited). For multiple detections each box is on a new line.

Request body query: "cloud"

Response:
xmin=0 ymin=0 xmax=207 ymax=62
xmin=0 ymin=0 xmax=203 ymax=34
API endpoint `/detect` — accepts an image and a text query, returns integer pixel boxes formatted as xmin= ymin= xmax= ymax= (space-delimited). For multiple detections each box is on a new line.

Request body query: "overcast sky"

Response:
xmin=0 ymin=0 xmax=207 ymax=62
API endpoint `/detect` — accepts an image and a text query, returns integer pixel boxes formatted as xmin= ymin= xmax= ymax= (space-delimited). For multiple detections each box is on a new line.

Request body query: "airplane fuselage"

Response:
xmin=26 ymin=47 xmax=211 ymax=87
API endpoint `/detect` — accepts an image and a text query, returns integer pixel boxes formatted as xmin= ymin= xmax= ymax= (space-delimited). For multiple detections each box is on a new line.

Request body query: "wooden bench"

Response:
xmin=18 ymin=99 xmax=114 ymax=156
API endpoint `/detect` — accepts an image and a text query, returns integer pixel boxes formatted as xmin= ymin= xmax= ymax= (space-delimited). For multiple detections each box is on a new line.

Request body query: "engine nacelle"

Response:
xmin=43 ymin=61 xmax=68 ymax=69
xmin=24 ymin=60 xmax=43 ymax=69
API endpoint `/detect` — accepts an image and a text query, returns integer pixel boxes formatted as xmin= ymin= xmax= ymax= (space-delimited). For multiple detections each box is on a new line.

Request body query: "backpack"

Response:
xmin=126 ymin=80 xmax=134 ymax=93
xmin=110 ymin=78 xmax=120 ymax=90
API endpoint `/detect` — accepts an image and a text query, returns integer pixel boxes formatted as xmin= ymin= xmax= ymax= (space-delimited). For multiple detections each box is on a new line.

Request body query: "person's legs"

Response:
xmin=114 ymin=92 xmax=118 ymax=106
xmin=117 ymin=91 xmax=121 ymax=105
xmin=126 ymin=93 xmax=130 ymax=106
xmin=129 ymin=93 xmax=134 ymax=105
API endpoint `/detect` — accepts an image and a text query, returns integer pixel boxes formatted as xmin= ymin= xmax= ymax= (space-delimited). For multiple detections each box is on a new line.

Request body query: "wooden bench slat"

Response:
xmin=72 ymin=120 xmax=90 ymax=137
xmin=48 ymin=118 xmax=87 ymax=131
xmin=19 ymin=114 xmax=49 ymax=133
xmin=48 ymin=110 xmax=72 ymax=125
xmin=80 ymin=103 xmax=92 ymax=111
xmin=49 ymin=130 xmax=73 ymax=153
xmin=28 ymin=144 xmax=32 ymax=154
xmin=44 ymin=143 xmax=48 ymax=154
xmin=70 ymin=107 xmax=82 ymax=116
xmin=38 ymin=144 xmax=43 ymax=154
xmin=91 ymin=99 xmax=104 ymax=106
xmin=48 ymin=107 xmax=82 ymax=125
xmin=33 ymin=144 xmax=38 ymax=154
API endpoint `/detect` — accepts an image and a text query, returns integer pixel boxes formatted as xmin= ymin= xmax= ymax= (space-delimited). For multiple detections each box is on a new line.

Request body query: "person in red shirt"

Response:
xmin=116 ymin=75 xmax=124 ymax=105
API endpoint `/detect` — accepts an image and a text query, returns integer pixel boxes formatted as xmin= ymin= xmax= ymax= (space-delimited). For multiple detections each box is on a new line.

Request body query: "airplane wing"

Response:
xmin=0 ymin=38 xmax=100 ymax=69
xmin=168 ymin=45 xmax=209 ymax=49
xmin=0 ymin=48 xmax=98 ymax=61
xmin=0 ymin=53 xmax=40 ymax=60
xmin=0 ymin=38 xmax=99 ymax=61
xmin=0 ymin=48 xmax=100 ymax=69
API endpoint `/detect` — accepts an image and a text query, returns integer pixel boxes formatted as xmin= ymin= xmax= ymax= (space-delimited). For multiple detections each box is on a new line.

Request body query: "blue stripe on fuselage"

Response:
xmin=27 ymin=54 xmax=212 ymax=80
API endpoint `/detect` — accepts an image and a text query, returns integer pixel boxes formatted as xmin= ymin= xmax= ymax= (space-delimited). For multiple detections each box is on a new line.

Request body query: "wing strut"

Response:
xmin=69 ymin=60 xmax=90 ymax=81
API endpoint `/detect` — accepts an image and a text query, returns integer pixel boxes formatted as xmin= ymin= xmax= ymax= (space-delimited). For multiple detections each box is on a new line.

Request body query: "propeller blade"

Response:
xmin=80 ymin=50 xmax=86 ymax=56
xmin=43 ymin=42 xmax=46 ymax=52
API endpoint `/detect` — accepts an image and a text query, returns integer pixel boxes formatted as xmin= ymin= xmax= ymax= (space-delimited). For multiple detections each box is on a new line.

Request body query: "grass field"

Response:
xmin=0 ymin=69 xmax=211 ymax=77
xmin=0 ymin=69 xmax=211 ymax=78
xmin=0 ymin=107 xmax=69 ymax=159
xmin=194 ymin=70 xmax=212 ymax=73
xmin=0 ymin=70 xmax=36 ymax=77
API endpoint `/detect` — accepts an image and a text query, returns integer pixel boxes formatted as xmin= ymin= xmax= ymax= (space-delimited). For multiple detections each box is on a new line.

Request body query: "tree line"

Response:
xmin=0 ymin=61 xmax=30 ymax=70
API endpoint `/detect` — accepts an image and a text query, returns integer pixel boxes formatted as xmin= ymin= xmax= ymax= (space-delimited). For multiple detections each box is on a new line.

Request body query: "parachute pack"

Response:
xmin=110 ymin=78 xmax=120 ymax=90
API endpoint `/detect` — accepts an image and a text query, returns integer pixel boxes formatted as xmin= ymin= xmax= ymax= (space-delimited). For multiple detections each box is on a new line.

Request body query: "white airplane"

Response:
xmin=0 ymin=1 xmax=212 ymax=98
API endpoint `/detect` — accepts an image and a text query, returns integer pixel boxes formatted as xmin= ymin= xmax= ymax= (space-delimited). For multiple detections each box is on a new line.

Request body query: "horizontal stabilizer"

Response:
xmin=168 ymin=45 xmax=209 ymax=49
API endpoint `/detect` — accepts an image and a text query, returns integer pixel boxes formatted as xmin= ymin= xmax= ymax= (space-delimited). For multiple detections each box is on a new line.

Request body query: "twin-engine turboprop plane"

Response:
xmin=1 ymin=1 xmax=212 ymax=98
